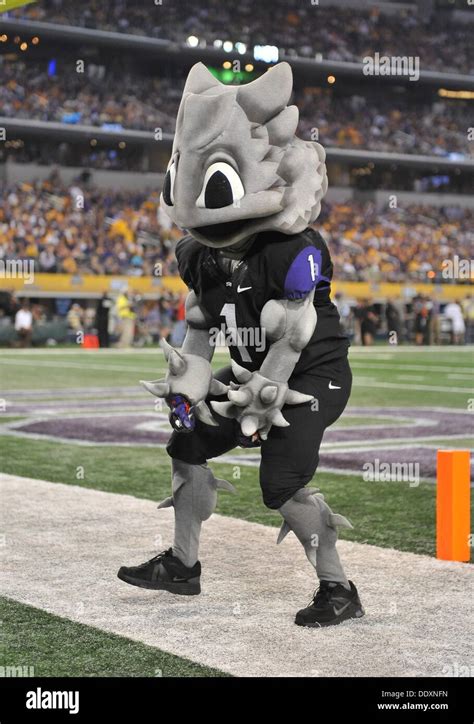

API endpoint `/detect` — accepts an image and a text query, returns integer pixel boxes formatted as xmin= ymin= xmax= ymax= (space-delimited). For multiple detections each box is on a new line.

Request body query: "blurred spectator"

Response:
xmin=115 ymin=290 xmax=136 ymax=347
xmin=461 ymin=295 xmax=474 ymax=344
xmin=414 ymin=296 xmax=432 ymax=345
xmin=333 ymin=292 xmax=352 ymax=336
xmin=170 ymin=294 xmax=187 ymax=347
xmin=67 ymin=303 xmax=84 ymax=339
xmin=96 ymin=292 xmax=113 ymax=347
xmin=385 ymin=299 xmax=403 ymax=344
xmin=360 ymin=299 xmax=379 ymax=346
xmin=444 ymin=300 xmax=466 ymax=345
xmin=14 ymin=299 xmax=33 ymax=347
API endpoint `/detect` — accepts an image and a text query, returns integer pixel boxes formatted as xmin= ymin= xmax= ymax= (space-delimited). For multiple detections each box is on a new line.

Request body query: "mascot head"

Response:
xmin=161 ymin=61 xmax=328 ymax=248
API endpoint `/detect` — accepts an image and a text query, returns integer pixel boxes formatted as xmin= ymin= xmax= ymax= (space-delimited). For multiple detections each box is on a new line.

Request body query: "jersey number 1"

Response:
xmin=220 ymin=303 xmax=252 ymax=362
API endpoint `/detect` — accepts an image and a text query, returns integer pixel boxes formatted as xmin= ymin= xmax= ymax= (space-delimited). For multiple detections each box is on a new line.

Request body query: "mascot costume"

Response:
xmin=118 ymin=62 xmax=364 ymax=627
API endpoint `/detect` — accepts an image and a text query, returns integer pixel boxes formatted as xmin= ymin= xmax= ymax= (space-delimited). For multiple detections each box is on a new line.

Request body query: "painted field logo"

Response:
xmin=26 ymin=688 xmax=79 ymax=715
xmin=362 ymin=458 xmax=420 ymax=487
xmin=363 ymin=53 xmax=420 ymax=82
xmin=0 ymin=259 xmax=35 ymax=284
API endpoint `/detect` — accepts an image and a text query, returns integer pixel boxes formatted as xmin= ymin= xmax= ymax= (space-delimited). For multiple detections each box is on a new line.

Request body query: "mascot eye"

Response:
xmin=196 ymin=162 xmax=244 ymax=209
xmin=162 ymin=160 xmax=176 ymax=206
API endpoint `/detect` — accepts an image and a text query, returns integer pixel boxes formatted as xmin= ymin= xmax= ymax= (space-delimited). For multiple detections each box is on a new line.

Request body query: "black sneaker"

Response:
xmin=117 ymin=548 xmax=201 ymax=595
xmin=295 ymin=580 xmax=364 ymax=627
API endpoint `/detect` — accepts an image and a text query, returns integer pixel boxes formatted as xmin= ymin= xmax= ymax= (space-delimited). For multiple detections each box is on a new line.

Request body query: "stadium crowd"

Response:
xmin=1 ymin=58 xmax=472 ymax=158
xmin=1 ymin=179 xmax=473 ymax=285
xmin=12 ymin=0 xmax=473 ymax=74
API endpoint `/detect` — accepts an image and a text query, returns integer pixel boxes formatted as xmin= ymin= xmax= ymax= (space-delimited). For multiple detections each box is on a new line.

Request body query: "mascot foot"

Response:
xmin=117 ymin=548 xmax=201 ymax=595
xmin=295 ymin=580 xmax=364 ymax=628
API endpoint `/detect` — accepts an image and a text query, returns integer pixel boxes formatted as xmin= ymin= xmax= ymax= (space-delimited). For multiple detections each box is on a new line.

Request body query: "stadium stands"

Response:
xmin=11 ymin=0 xmax=474 ymax=73
xmin=1 ymin=180 xmax=472 ymax=284
xmin=1 ymin=59 xmax=472 ymax=158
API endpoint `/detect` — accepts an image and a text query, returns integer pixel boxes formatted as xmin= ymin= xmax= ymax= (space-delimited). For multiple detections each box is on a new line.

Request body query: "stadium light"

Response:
xmin=245 ymin=63 xmax=254 ymax=72
xmin=20 ymin=42 xmax=28 ymax=51
xmin=222 ymin=61 xmax=232 ymax=70
xmin=32 ymin=36 xmax=40 ymax=45
xmin=213 ymin=39 xmax=223 ymax=48
xmin=223 ymin=41 xmax=233 ymax=52
xmin=253 ymin=45 xmax=279 ymax=63
xmin=327 ymin=75 xmax=336 ymax=84
xmin=439 ymin=88 xmax=474 ymax=100
xmin=235 ymin=42 xmax=247 ymax=55
xmin=186 ymin=35 xmax=199 ymax=48
xmin=0 ymin=35 xmax=8 ymax=42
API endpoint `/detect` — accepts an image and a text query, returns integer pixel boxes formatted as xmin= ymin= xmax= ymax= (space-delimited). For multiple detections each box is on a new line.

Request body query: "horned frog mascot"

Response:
xmin=118 ymin=62 xmax=364 ymax=627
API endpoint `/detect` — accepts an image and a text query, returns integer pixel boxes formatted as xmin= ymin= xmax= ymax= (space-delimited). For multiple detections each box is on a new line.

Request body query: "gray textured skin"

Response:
xmin=278 ymin=488 xmax=353 ymax=587
xmin=160 ymin=61 xmax=327 ymax=248
xmin=141 ymin=292 xmax=227 ymax=426
xmin=211 ymin=291 xmax=317 ymax=439
xmin=157 ymin=459 xmax=236 ymax=567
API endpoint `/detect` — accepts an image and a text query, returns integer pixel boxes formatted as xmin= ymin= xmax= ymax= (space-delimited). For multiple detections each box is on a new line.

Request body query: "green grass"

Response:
xmin=0 ymin=597 xmax=227 ymax=677
xmin=0 ymin=347 xmax=472 ymax=408
xmin=0 ymin=434 xmax=448 ymax=557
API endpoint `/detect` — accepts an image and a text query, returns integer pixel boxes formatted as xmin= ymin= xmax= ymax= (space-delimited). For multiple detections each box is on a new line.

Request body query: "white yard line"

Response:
xmin=351 ymin=363 xmax=474 ymax=374
xmin=1 ymin=474 xmax=472 ymax=678
xmin=354 ymin=378 xmax=473 ymax=394
xmin=0 ymin=359 xmax=166 ymax=374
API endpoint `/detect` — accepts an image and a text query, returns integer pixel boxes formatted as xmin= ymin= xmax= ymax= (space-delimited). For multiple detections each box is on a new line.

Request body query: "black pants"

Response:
xmin=167 ymin=357 xmax=352 ymax=510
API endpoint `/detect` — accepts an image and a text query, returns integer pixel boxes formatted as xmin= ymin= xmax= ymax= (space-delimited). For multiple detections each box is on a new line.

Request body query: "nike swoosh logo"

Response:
xmin=333 ymin=601 xmax=351 ymax=616
xmin=172 ymin=576 xmax=189 ymax=582
xmin=328 ymin=381 xmax=341 ymax=390
xmin=237 ymin=285 xmax=252 ymax=293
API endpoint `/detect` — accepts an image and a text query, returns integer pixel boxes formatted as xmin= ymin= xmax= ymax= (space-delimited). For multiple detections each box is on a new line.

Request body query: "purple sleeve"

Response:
xmin=283 ymin=246 xmax=326 ymax=300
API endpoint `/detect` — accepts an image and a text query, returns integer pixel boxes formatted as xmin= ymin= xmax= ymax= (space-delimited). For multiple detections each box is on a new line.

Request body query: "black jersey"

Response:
xmin=175 ymin=227 xmax=349 ymax=376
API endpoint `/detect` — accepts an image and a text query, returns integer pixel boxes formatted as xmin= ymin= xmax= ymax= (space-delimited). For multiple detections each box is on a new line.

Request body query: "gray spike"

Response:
xmin=329 ymin=513 xmax=353 ymax=530
xmin=231 ymin=359 xmax=252 ymax=383
xmin=260 ymin=385 xmax=278 ymax=404
xmin=228 ymin=388 xmax=252 ymax=407
xmin=269 ymin=409 xmax=290 ymax=427
xmin=259 ymin=421 xmax=272 ymax=441
xmin=194 ymin=400 xmax=219 ymax=426
xmin=209 ymin=378 xmax=229 ymax=395
xmin=140 ymin=379 xmax=170 ymax=397
xmin=285 ymin=389 xmax=314 ymax=405
xmin=157 ymin=496 xmax=174 ymax=509
xmin=168 ymin=350 xmax=186 ymax=376
xmin=210 ymin=401 xmax=237 ymax=419
xmin=159 ymin=337 xmax=174 ymax=361
xmin=277 ymin=520 xmax=292 ymax=544
xmin=215 ymin=478 xmax=237 ymax=494
xmin=241 ymin=415 xmax=258 ymax=437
